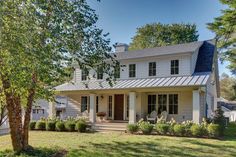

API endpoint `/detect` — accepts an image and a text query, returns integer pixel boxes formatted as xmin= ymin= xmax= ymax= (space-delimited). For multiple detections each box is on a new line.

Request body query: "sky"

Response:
xmin=88 ymin=0 xmax=231 ymax=76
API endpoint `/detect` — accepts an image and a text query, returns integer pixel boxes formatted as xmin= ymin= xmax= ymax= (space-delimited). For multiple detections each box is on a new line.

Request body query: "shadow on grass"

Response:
xmin=0 ymin=147 xmax=63 ymax=157
xmin=66 ymin=139 xmax=236 ymax=157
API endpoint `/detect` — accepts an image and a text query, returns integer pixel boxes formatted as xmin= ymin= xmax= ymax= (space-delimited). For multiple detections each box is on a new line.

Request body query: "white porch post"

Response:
xmin=129 ymin=92 xmax=136 ymax=124
xmin=192 ymin=90 xmax=200 ymax=124
xmin=89 ymin=94 xmax=96 ymax=123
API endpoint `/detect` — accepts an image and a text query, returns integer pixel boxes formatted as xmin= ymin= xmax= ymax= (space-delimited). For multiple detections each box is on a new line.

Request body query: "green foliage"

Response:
xmin=35 ymin=121 xmax=46 ymax=130
xmin=127 ymin=124 xmax=139 ymax=134
xmin=139 ymin=121 xmax=153 ymax=135
xmin=46 ymin=121 xmax=56 ymax=131
xmin=207 ymin=0 xmax=236 ymax=75
xmin=208 ymin=123 xmax=221 ymax=138
xmin=190 ymin=124 xmax=205 ymax=137
xmin=225 ymin=122 xmax=236 ymax=137
xmin=173 ymin=124 xmax=185 ymax=136
xmin=167 ymin=118 xmax=177 ymax=135
xmin=220 ymin=73 xmax=236 ymax=100
xmin=182 ymin=121 xmax=194 ymax=136
xmin=156 ymin=123 xmax=169 ymax=135
xmin=65 ymin=121 xmax=76 ymax=132
xmin=129 ymin=23 xmax=198 ymax=51
xmin=29 ymin=121 xmax=36 ymax=130
xmin=212 ymin=108 xmax=226 ymax=136
xmin=75 ymin=121 xmax=87 ymax=133
xmin=55 ymin=121 xmax=65 ymax=132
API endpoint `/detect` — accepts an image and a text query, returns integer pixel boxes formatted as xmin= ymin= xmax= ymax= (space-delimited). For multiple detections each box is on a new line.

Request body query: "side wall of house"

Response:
xmin=206 ymin=73 xmax=217 ymax=118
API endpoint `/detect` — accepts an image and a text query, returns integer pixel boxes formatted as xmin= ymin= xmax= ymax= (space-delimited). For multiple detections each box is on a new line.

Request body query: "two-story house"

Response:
xmin=43 ymin=40 xmax=219 ymax=124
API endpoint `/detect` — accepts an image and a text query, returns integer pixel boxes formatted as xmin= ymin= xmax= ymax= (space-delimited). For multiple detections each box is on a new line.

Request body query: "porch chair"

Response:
xmin=146 ymin=111 xmax=158 ymax=123
xmin=157 ymin=111 xmax=168 ymax=122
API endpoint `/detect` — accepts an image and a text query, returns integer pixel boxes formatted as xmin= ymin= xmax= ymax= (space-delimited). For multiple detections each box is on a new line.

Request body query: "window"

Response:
xmin=81 ymin=96 xmax=88 ymax=112
xmin=129 ymin=64 xmax=136 ymax=77
xmin=149 ymin=62 xmax=156 ymax=76
xmin=169 ymin=94 xmax=178 ymax=114
xmin=114 ymin=64 xmax=120 ymax=79
xmin=126 ymin=96 xmax=129 ymax=118
xmin=96 ymin=96 xmax=99 ymax=113
xmin=81 ymin=69 xmax=88 ymax=81
xmin=97 ymin=66 xmax=103 ymax=80
xmin=148 ymin=95 xmax=156 ymax=114
xmin=108 ymin=96 xmax=112 ymax=118
xmin=158 ymin=94 xmax=167 ymax=114
xmin=171 ymin=60 xmax=179 ymax=75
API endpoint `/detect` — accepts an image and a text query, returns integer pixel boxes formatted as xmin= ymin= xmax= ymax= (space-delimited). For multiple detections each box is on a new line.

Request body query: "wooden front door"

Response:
xmin=114 ymin=94 xmax=124 ymax=120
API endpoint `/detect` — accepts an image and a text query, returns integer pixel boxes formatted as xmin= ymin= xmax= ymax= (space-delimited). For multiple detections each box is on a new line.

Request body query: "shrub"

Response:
xmin=56 ymin=121 xmax=65 ymax=131
xmin=167 ymin=118 xmax=176 ymax=135
xmin=190 ymin=124 xmax=204 ymax=137
xmin=139 ymin=121 xmax=153 ymax=135
xmin=208 ymin=123 xmax=220 ymax=138
xmin=35 ymin=121 xmax=46 ymax=130
xmin=29 ymin=121 xmax=36 ymax=130
xmin=182 ymin=120 xmax=194 ymax=136
xmin=173 ymin=124 xmax=185 ymax=136
xmin=127 ymin=124 xmax=139 ymax=134
xmin=65 ymin=121 xmax=76 ymax=132
xmin=46 ymin=121 xmax=56 ymax=131
xmin=75 ymin=121 xmax=87 ymax=132
xmin=212 ymin=108 xmax=226 ymax=136
xmin=156 ymin=123 xmax=169 ymax=135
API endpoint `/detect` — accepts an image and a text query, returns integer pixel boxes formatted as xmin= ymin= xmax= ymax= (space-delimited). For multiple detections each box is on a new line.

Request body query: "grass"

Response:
xmin=0 ymin=123 xmax=236 ymax=157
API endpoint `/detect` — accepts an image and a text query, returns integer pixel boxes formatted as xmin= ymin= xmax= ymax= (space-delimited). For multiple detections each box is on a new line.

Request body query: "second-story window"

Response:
xmin=97 ymin=66 xmax=103 ymax=80
xmin=171 ymin=60 xmax=179 ymax=75
xmin=114 ymin=64 xmax=120 ymax=79
xmin=81 ymin=69 xmax=88 ymax=81
xmin=129 ymin=64 xmax=136 ymax=78
xmin=149 ymin=62 xmax=156 ymax=76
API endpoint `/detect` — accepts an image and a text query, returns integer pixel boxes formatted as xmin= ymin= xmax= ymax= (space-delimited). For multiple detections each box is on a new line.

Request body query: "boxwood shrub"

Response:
xmin=173 ymin=124 xmax=185 ymax=136
xmin=35 ymin=121 xmax=46 ymax=130
xmin=139 ymin=121 xmax=153 ymax=135
xmin=65 ymin=121 xmax=76 ymax=132
xmin=46 ymin=121 xmax=56 ymax=131
xmin=29 ymin=121 xmax=36 ymax=130
xmin=75 ymin=121 xmax=87 ymax=133
xmin=127 ymin=124 xmax=139 ymax=134
xmin=156 ymin=123 xmax=169 ymax=135
xmin=56 ymin=121 xmax=65 ymax=132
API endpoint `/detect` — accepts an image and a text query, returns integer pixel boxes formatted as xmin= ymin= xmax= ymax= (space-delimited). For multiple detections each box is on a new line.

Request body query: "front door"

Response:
xmin=114 ymin=94 xmax=124 ymax=120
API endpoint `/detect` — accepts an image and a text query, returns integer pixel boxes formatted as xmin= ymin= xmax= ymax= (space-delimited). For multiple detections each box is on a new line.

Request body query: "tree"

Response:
xmin=129 ymin=23 xmax=199 ymax=50
xmin=0 ymin=0 xmax=116 ymax=152
xmin=208 ymin=0 xmax=236 ymax=75
xmin=220 ymin=73 xmax=236 ymax=101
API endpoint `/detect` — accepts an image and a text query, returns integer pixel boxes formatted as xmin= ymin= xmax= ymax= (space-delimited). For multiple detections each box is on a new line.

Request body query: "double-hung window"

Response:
xmin=158 ymin=94 xmax=167 ymax=114
xmin=81 ymin=96 xmax=88 ymax=112
xmin=169 ymin=94 xmax=178 ymax=114
xmin=129 ymin=64 xmax=136 ymax=78
xmin=149 ymin=62 xmax=156 ymax=76
xmin=81 ymin=69 xmax=88 ymax=81
xmin=148 ymin=95 xmax=156 ymax=114
xmin=170 ymin=60 xmax=179 ymax=75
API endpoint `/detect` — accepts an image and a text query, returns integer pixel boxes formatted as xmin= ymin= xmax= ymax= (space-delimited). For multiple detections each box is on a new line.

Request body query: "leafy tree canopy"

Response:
xmin=129 ymin=23 xmax=199 ymax=50
xmin=220 ymin=73 xmax=236 ymax=101
xmin=208 ymin=0 xmax=236 ymax=75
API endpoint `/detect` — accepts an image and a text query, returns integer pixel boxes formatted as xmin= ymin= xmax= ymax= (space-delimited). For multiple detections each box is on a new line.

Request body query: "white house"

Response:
xmin=33 ymin=40 xmax=219 ymax=124
xmin=218 ymin=98 xmax=236 ymax=122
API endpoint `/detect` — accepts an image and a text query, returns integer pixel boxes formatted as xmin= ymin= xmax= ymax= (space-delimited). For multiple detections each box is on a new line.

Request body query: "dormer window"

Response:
xmin=81 ymin=69 xmax=88 ymax=81
xmin=171 ymin=60 xmax=179 ymax=75
xmin=97 ymin=66 xmax=103 ymax=80
xmin=149 ymin=62 xmax=156 ymax=76
xmin=129 ymin=64 xmax=136 ymax=78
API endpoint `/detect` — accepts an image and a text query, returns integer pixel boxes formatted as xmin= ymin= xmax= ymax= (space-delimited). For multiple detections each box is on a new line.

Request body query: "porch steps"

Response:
xmin=91 ymin=122 xmax=128 ymax=132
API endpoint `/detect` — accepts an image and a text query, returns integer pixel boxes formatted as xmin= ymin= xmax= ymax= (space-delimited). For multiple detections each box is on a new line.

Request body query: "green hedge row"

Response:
xmin=30 ymin=118 xmax=87 ymax=133
xmin=127 ymin=120 xmax=223 ymax=138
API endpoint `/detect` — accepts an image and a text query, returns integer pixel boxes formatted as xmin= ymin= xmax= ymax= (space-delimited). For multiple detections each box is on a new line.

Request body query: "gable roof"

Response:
xmin=194 ymin=40 xmax=215 ymax=73
xmin=114 ymin=41 xmax=203 ymax=60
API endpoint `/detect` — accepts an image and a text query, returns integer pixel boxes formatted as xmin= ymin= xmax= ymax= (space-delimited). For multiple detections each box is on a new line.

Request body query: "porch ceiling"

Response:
xmin=55 ymin=74 xmax=210 ymax=92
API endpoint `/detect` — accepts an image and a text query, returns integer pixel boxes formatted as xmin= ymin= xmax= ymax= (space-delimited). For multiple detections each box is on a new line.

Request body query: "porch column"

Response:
xmin=192 ymin=90 xmax=200 ymax=124
xmin=89 ymin=94 xmax=96 ymax=123
xmin=129 ymin=92 xmax=136 ymax=124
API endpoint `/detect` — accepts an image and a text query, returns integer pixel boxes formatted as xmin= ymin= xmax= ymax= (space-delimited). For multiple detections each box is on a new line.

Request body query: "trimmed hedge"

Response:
xmin=127 ymin=124 xmax=139 ymax=134
xmin=65 ymin=121 xmax=76 ymax=132
xmin=29 ymin=121 xmax=36 ymax=130
xmin=139 ymin=121 xmax=153 ymax=135
xmin=46 ymin=121 xmax=56 ymax=131
xmin=173 ymin=124 xmax=185 ymax=136
xmin=208 ymin=123 xmax=220 ymax=138
xmin=75 ymin=121 xmax=87 ymax=133
xmin=190 ymin=124 xmax=204 ymax=137
xmin=35 ymin=121 xmax=46 ymax=130
xmin=56 ymin=121 xmax=65 ymax=132
xmin=156 ymin=123 xmax=169 ymax=135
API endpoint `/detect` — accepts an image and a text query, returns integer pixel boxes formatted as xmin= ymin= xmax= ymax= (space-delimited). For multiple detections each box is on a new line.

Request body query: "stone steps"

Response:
xmin=90 ymin=122 xmax=128 ymax=132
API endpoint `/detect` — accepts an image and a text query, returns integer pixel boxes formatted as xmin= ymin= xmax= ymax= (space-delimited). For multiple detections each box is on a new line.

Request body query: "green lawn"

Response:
xmin=0 ymin=130 xmax=236 ymax=157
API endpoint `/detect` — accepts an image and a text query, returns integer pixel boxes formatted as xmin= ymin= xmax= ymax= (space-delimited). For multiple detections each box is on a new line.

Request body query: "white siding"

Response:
xmin=191 ymin=48 xmax=199 ymax=74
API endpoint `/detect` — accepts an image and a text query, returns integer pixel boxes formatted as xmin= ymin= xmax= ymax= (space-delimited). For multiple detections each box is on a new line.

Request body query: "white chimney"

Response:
xmin=115 ymin=43 xmax=129 ymax=52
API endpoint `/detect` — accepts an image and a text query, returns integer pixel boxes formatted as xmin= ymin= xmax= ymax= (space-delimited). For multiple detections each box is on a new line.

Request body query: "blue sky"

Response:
xmin=88 ymin=0 xmax=231 ymax=76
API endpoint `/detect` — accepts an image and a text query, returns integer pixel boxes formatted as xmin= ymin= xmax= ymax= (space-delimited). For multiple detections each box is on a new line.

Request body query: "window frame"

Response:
xmin=157 ymin=94 xmax=167 ymax=114
xmin=81 ymin=69 xmax=89 ymax=81
xmin=96 ymin=96 xmax=99 ymax=113
xmin=149 ymin=62 xmax=156 ymax=76
xmin=129 ymin=64 xmax=136 ymax=78
xmin=108 ymin=96 xmax=113 ymax=118
xmin=81 ymin=96 xmax=88 ymax=113
xmin=168 ymin=94 xmax=178 ymax=114
xmin=170 ymin=60 xmax=179 ymax=75
xmin=148 ymin=95 xmax=156 ymax=114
